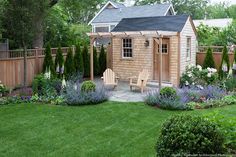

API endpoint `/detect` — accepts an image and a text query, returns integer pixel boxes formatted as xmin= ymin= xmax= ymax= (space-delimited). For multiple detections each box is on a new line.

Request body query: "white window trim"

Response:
xmin=122 ymin=38 xmax=133 ymax=59
xmin=186 ymin=37 xmax=191 ymax=61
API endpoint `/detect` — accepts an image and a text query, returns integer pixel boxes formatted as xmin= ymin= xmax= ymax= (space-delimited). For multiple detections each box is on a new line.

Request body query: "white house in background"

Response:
xmin=193 ymin=18 xmax=233 ymax=28
xmin=89 ymin=0 xmax=176 ymax=45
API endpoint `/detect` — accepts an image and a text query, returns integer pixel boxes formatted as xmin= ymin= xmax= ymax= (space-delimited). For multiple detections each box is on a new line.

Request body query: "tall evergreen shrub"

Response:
xmin=99 ymin=45 xmax=106 ymax=75
xmin=203 ymin=47 xmax=215 ymax=69
xmin=55 ymin=46 xmax=64 ymax=78
xmin=219 ymin=45 xmax=230 ymax=79
xmin=43 ymin=44 xmax=55 ymax=74
xmin=233 ymin=48 xmax=236 ymax=76
xmin=74 ymin=44 xmax=84 ymax=75
xmin=65 ymin=48 xmax=75 ymax=79
xmin=93 ymin=47 xmax=99 ymax=76
xmin=82 ymin=45 xmax=90 ymax=77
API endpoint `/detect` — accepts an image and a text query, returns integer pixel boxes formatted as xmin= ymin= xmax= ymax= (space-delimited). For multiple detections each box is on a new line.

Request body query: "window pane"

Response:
xmin=122 ymin=38 xmax=133 ymax=58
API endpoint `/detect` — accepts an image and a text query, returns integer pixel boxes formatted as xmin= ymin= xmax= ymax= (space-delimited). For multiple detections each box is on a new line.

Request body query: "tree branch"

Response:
xmin=50 ymin=0 xmax=58 ymax=7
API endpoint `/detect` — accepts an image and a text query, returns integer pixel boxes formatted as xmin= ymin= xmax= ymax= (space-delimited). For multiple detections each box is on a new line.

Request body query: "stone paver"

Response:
xmin=95 ymin=78 xmax=158 ymax=102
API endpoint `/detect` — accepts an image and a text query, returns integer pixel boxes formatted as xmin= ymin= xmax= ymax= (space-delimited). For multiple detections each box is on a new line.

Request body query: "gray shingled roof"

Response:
xmin=112 ymin=15 xmax=189 ymax=32
xmin=92 ymin=4 xmax=171 ymax=23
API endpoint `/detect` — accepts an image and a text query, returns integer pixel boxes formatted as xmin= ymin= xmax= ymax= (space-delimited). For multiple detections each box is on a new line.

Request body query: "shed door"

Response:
xmin=153 ymin=38 xmax=170 ymax=82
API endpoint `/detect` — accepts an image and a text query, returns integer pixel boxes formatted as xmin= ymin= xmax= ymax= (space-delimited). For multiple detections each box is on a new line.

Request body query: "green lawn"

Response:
xmin=0 ymin=102 xmax=235 ymax=157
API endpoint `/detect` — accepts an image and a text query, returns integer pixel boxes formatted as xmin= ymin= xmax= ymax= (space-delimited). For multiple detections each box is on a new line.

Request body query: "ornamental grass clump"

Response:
xmin=156 ymin=115 xmax=225 ymax=156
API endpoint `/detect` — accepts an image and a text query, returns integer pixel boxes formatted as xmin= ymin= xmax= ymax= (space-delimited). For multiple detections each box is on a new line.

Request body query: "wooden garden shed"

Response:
xmin=87 ymin=15 xmax=197 ymax=87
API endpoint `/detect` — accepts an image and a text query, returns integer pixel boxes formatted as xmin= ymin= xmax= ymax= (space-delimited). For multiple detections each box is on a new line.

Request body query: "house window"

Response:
xmin=186 ymin=37 xmax=191 ymax=61
xmin=122 ymin=38 xmax=133 ymax=58
xmin=95 ymin=26 xmax=109 ymax=32
xmin=158 ymin=44 xmax=168 ymax=53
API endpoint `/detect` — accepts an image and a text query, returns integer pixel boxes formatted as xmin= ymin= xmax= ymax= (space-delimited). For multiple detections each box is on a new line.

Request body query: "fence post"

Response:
xmin=35 ymin=47 xmax=39 ymax=74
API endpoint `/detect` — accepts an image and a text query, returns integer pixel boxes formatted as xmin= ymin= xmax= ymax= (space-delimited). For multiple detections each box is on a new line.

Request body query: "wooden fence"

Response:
xmin=196 ymin=46 xmax=235 ymax=69
xmin=0 ymin=47 xmax=71 ymax=88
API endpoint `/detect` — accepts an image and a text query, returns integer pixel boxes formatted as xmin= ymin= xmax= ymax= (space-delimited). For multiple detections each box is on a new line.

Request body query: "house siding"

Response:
xmin=180 ymin=18 xmax=197 ymax=75
xmin=169 ymin=36 xmax=179 ymax=86
xmin=112 ymin=37 xmax=153 ymax=80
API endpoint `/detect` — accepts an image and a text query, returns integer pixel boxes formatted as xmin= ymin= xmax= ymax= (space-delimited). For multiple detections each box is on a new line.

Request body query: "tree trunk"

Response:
xmin=32 ymin=17 xmax=44 ymax=48
xmin=23 ymin=45 xmax=27 ymax=87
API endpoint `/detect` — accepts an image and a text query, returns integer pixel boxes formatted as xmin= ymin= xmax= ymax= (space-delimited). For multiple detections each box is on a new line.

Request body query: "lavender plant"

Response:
xmin=64 ymin=80 xmax=109 ymax=106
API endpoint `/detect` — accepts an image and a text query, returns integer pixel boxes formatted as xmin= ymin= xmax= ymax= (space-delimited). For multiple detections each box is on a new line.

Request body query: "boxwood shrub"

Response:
xmin=156 ymin=115 xmax=225 ymax=156
xmin=159 ymin=87 xmax=177 ymax=98
xmin=81 ymin=81 xmax=96 ymax=93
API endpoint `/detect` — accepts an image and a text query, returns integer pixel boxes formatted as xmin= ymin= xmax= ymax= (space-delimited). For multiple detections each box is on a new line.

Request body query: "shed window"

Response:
xmin=122 ymin=38 xmax=133 ymax=58
xmin=158 ymin=44 xmax=168 ymax=53
xmin=186 ymin=37 xmax=191 ymax=61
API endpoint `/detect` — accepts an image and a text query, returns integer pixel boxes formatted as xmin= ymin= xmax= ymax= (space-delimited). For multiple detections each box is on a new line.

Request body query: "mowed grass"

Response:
xmin=0 ymin=102 xmax=235 ymax=157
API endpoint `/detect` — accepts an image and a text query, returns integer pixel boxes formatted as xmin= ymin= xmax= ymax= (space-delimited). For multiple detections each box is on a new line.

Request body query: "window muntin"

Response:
xmin=186 ymin=37 xmax=191 ymax=61
xmin=122 ymin=38 xmax=133 ymax=58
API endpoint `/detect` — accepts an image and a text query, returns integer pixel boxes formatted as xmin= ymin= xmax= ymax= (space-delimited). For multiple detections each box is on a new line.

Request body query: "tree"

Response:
xmin=203 ymin=47 xmax=215 ymax=69
xmin=219 ymin=46 xmax=230 ymax=79
xmin=99 ymin=45 xmax=106 ymax=75
xmin=227 ymin=5 xmax=236 ymax=19
xmin=3 ymin=0 xmax=38 ymax=86
xmin=32 ymin=0 xmax=58 ymax=48
xmin=64 ymin=47 xmax=75 ymax=79
xmin=206 ymin=2 xmax=228 ymax=19
xmin=93 ymin=47 xmax=99 ymax=76
xmin=74 ymin=44 xmax=84 ymax=75
xmin=134 ymin=0 xmax=208 ymax=19
xmin=55 ymin=46 xmax=64 ymax=78
xmin=82 ymin=45 xmax=90 ymax=77
xmin=59 ymin=0 xmax=106 ymax=24
xmin=43 ymin=44 xmax=55 ymax=74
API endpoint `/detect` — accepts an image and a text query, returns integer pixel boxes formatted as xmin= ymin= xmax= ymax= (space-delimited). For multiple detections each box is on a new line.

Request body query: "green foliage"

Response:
xmin=74 ymin=44 xmax=84 ymax=75
xmin=204 ymin=112 xmax=236 ymax=152
xmin=93 ymin=47 xmax=99 ymax=76
xmin=82 ymin=45 xmax=90 ymax=77
xmin=219 ymin=46 xmax=230 ymax=79
xmin=156 ymin=115 xmax=225 ymax=156
xmin=55 ymin=46 xmax=64 ymax=77
xmin=201 ymin=96 xmax=236 ymax=109
xmin=99 ymin=45 xmax=106 ymax=75
xmin=43 ymin=44 xmax=55 ymax=74
xmin=32 ymin=74 xmax=48 ymax=96
xmin=64 ymin=48 xmax=75 ymax=79
xmin=81 ymin=81 xmax=96 ymax=93
xmin=159 ymin=87 xmax=177 ymax=98
xmin=203 ymin=47 xmax=215 ymax=69
xmin=224 ymin=77 xmax=236 ymax=91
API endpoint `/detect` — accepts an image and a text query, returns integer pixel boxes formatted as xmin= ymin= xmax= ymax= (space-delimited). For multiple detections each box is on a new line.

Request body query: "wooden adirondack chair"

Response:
xmin=129 ymin=69 xmax=149 ymax=93
xmin=101 ymin=68 xmax=119 ymax=88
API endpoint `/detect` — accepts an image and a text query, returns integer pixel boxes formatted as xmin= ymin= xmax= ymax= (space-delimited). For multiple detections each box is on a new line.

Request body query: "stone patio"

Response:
xmin=95 ymin=78 xmax=158 ymax=102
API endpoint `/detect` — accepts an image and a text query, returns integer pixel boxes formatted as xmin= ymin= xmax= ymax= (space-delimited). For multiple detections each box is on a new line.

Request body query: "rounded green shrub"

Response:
xmin=156 ymin=115 xmax=225 ymax=156
xmin=81 ymin=81 xmax=96 ymax=93
xmin=160 ymin=87 xmax=177 ymax=98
